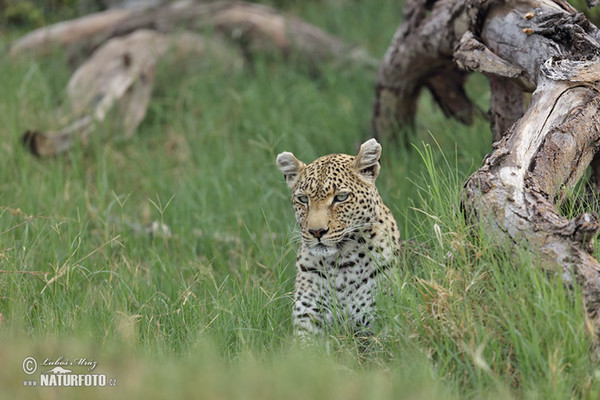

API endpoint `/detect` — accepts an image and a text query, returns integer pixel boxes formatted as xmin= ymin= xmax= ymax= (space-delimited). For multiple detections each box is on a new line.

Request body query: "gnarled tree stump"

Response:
xmin=374 ymin=0 xmax=600 ymax=331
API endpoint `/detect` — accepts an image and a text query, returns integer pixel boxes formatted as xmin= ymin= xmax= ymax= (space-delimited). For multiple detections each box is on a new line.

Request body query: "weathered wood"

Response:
xmin=371 ymin=0 xmax=483 ymax=139
xmin=372 ymin=0 xmax=600 ymax=141
xmin=375 ymin=0 xmax=600 ymax=331
xmin=14 ymin=1 xmax=376 ymax=156
xmin=101 ymin=1 xmax=376 ymax=66
xmin=23 ymin=30 xmax=239 ymax=156
xmin=463 ymin=58 xmax=600 ymax=323
xmin=453 ymin=30 xmax=528 ymax=140
xmin=23 ymin=116 xmax=94 ymax=157
xmin=487 ymin=76 xmax=525 ymax=141
xmin=425 ymin=65 xmax=474 ymax=125
xmin=10 ymin=1 xmax=375 ymax=67
xmin=9 ymin=9 xmax=137 ymax=58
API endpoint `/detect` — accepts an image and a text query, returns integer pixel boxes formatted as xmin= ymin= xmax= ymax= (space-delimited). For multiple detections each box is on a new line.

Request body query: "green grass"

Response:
xmin=1 ymin=1 xmax=600 ymax=399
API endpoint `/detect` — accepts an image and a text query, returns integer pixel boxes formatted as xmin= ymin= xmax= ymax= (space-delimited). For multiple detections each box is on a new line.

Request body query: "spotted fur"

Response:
xmin=276 ymin=139 xmax=400 ymax=338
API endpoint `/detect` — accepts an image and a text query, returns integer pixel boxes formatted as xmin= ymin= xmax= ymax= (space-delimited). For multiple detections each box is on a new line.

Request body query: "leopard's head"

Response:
xmin=276 ymin=139 xmax=382 ymax=258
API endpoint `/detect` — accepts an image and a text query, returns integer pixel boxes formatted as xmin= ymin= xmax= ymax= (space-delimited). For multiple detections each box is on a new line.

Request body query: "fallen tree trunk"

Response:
xmin=10 ymin=1 xmax=375 ymax=67
xmin=375 ymin=0 xmax=600 ymax=331
xmin=14 ymin=0 xmax=376 ymax=156
xmin=22 ymin=30 xmax=240 ymax=156
xmin=8 ymin=8 xmax=137 ymax=59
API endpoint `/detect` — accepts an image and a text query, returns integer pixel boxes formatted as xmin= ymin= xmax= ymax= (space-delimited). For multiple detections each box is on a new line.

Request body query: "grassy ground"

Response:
xmin=1 ymin=1 xmax=599 ymax=399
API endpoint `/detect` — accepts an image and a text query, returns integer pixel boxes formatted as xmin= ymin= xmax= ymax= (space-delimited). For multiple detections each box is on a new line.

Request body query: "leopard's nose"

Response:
xmin=308 ymin=227 xmax=329 ymax=239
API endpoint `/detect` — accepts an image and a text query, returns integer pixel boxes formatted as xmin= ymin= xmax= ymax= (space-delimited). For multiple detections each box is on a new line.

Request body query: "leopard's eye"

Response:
xmin=333 ymin=193 xmax=350 ymax=203
xmin=296 ymin=194 xmax=309 ymax=204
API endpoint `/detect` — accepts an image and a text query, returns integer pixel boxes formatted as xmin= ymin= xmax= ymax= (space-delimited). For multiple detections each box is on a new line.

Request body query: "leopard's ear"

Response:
xmin=353 ymin=138 xmax=381 ymax=183
xmin=277 ymin=152 xmax=306 ymax=189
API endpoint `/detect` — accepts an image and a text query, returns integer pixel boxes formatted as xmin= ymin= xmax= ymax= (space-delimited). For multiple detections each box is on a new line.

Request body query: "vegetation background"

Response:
xmin=1 ymin=0 xmax=600 ymax=398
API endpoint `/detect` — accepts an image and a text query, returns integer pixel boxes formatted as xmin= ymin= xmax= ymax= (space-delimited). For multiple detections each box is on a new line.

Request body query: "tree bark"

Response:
xmin=372 ymin=0 xmax=469 ymax=138
xmin=374 ymin=0 xmax=600 ymax=331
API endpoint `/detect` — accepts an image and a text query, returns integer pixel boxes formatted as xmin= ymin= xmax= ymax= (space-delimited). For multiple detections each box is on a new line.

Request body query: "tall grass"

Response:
xmin=1 ymin=1 xmax=599 ymax=398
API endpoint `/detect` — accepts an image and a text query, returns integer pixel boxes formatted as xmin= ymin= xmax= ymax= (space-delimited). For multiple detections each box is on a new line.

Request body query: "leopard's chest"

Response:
xmin=293 ymin=241 xmax=390 ymax=332
xmin=297 ymin=253 xmax=375 ymax=294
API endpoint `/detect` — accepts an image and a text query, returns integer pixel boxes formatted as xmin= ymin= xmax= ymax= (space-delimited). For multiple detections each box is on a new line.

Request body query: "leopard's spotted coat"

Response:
xmin=276 ymin=139 xmax=400 ymax=337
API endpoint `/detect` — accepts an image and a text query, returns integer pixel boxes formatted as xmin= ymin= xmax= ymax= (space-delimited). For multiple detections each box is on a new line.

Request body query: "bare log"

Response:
xmin=10 ymin=1 xmax=375 ymax=67
xmin=8 ymin=9 xmax=136 ymax=58
xmin=14 ymin=1 xmax=376 ymax=156
xmin=24 ymin=30 xmax=241 ymax=156
xmin=375 ymin=0 xmax=600 ymax=330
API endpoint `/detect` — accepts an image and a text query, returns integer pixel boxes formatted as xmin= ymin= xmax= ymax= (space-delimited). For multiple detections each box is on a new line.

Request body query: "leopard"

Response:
xmin=276 ymin=138 xmax=401 ymax=338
